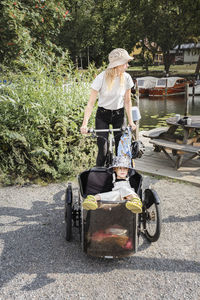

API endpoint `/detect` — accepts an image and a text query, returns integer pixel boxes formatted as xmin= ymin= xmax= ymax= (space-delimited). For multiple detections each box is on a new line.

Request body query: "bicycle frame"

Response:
xmin=88 ymin=127 xmax=130 ymax=167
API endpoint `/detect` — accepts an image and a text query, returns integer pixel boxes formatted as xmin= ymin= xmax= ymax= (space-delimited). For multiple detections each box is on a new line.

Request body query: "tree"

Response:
xmin=0 ymin=0 xmax=70 ymax=67
xmin=58 ymin=0 xmax=139 ymax=68
xmin=134 ymin=0 xmax=200 ymax=73
xmin=2 ymin=0 xmax=200 ymax=71
xmin=58 ymin=0 xmax=96 ymax=68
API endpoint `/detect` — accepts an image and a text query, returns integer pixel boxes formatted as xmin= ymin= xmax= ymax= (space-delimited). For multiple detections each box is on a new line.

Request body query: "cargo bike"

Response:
xmin=64 ymin=127 xmax=161 ymax=258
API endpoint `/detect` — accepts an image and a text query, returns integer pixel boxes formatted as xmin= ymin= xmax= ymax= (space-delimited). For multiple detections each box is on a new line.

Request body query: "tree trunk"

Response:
xmin=144 ymin=61 xmax=149 ymax=74
xmin=163 ymin=51 xmax=176 ymax=75
xmin=163 ymin=52 xmax=172 ymax=75
xmin=195 ymin=55 xmax=200 ymax=76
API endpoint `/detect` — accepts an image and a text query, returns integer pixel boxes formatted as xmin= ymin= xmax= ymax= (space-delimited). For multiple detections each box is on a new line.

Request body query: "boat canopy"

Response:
xmin=155 ymin=77 xmax=185 ymax=88
xmin=136 ymin=76 xmax=157 ymax=89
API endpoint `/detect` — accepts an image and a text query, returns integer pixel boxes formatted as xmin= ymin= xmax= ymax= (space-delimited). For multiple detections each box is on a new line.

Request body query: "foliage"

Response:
xmin=0 ymin=51 xmax=98 ymax=185
xmin=132 ymin=0 xmax=200 ymax=73
xmin=1 ymin=0 xmax=200 ymax=186
xmin=58 ymin=0 xmax=96 ymax=67
xmin=0 ymin=0 xmax=70 ymax=66
xmin=58 ymin=0 xmax=138 ymax=67
xmin=1 ymin=0 xmax=200 ymax=70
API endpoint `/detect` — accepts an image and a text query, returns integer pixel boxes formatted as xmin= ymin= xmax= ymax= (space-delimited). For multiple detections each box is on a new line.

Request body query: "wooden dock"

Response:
xmin=135 ymin=131 xmax=200 ymax=186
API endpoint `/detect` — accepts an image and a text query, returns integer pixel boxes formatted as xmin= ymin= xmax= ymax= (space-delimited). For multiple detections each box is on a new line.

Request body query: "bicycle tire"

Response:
xmin=143 ymin=202 xmax=161 ymax=242
xmin=143 ymin=189 xmax=162 ymax=242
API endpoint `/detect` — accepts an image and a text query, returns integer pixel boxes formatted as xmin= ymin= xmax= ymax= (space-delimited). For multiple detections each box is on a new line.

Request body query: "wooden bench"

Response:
xmin=143 ymin=127 xmax=169 ymax=139
xmin=150 ymin=138 xmax=200 ymax=169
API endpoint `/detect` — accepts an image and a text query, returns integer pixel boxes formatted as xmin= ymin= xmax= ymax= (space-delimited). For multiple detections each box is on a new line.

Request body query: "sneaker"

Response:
xmin=82 ymin=195 xmax=98 ymax=210
xmin=125 ymin=196 xmax=142 ymax=214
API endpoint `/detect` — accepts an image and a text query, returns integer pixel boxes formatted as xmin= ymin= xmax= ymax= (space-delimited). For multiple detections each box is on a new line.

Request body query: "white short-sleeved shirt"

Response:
xmin=91 ymin=71 xmax=134 ymax=110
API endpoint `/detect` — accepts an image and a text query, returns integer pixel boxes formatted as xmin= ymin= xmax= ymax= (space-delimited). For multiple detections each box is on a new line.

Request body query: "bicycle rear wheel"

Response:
xmin=143 ymin=189 xmax=162 ymax=242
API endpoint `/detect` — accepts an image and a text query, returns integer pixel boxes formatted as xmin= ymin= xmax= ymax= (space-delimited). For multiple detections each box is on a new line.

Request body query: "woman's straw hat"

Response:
xmin=107 ymin=48 xmax=133 ymax=69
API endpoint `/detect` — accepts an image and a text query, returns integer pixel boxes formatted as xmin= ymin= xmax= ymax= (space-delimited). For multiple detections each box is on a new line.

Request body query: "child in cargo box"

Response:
xmin=82 ymin=156 xmax=142 ymax=214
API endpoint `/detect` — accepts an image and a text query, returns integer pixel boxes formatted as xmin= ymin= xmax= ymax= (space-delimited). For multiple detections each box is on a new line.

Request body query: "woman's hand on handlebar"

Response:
xmin=129 ymin=122 xmax=137 ymax=131
xmin=80 ymin=125 xmax=88 ymax=134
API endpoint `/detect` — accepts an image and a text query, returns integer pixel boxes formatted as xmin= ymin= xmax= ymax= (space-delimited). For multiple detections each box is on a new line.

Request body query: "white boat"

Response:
xmin=149 ymin=77 xmax=187 ymax=97
xmin=189 ymin=80 xmax=200 ymax=95
xmin=136 ymin=76 xmax=157 ymax=96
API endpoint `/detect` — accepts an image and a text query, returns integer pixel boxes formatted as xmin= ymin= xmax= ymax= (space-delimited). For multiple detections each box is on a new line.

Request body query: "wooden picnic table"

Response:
xmin=166 ymin=115 xmax=200 ymax=144
xmin=143 ymin=115 xmax=200 ymax=169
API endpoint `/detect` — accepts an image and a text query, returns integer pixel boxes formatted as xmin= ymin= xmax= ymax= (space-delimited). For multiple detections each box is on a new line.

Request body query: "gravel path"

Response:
xmin=0 ymin=176 xmax=200 ymax=300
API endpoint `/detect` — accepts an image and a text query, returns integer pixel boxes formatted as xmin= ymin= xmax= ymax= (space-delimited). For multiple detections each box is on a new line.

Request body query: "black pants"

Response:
xmin=95 ymin=106 xmax=124 ymax=166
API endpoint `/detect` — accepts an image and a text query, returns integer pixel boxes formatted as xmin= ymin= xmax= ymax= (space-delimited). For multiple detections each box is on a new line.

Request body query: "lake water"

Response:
xmin=136 ymin=95 xmax=200 ymax=130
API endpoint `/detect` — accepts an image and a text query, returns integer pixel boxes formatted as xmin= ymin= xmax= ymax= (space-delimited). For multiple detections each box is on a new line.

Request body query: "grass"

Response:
xmin=168 ymin=64 xmax=197 ymax=74
xmin=128 ymin=63 xmax=197 ymax=78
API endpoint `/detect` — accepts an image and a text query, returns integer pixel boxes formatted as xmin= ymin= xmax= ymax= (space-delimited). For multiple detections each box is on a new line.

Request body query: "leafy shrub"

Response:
xmin=0 ymin=0 xmax=70 ymax=65
xmin=0 ymin=51 xmax=99 ymax=185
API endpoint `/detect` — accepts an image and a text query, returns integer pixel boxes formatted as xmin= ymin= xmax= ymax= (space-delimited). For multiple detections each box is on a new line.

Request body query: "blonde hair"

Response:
xmin=105 ymin=67 xmax=124 ymax=91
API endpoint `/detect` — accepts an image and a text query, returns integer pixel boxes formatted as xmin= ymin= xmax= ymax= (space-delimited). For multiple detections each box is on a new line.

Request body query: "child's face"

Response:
xmin=114 ymin=167 xmax=128 ymax=179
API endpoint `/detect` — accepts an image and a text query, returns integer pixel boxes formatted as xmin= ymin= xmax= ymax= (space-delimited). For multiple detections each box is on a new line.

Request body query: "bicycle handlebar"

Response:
xmin=87 ymin=126 xmax=131 ymax=134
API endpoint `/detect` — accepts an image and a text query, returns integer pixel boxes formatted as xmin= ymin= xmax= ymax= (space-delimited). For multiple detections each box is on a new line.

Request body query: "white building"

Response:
xmin=172 ymin=43 xmax=200 ymax=64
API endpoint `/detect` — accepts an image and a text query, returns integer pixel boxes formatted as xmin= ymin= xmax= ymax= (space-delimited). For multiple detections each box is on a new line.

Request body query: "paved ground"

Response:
xmin=0 ymin=177 xmax=200 ymax=300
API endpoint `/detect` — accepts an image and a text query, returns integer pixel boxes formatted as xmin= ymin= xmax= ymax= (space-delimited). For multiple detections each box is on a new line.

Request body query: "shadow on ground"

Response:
xmin=0 ymin=188 xmax=199 ymax=291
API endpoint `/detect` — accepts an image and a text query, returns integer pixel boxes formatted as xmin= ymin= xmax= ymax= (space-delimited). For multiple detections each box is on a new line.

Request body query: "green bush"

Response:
xmin=0 ymin=0 xmax=70 ymax=65
xmin=0 ymin=51 xmax=99 ymax=185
